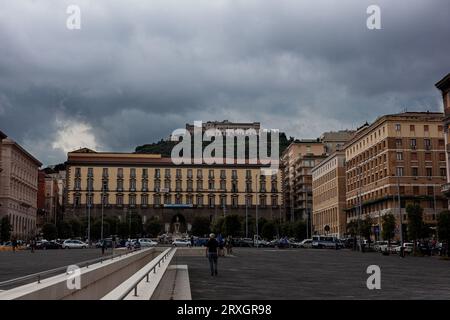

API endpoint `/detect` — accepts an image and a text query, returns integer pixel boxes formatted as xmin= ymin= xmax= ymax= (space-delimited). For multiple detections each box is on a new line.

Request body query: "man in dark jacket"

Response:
xmin=205 ymin=233 xmax=219 ymax=276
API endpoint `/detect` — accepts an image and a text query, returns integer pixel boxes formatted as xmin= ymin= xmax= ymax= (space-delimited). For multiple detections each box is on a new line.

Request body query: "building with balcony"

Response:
xmin=345 ymin=112 xmax=447 ymax=240
xmin=37 ymin=170 xmax=60 ymax=231
xmin=436 ymin=73 xmax=450 ymax=202
xmin=312 ymin=151 xmax=347 ymax=237
xmin=0 ymin=138 xmax=42 ymax=239
xmin=65 ymin=148 xmax=283 ymax=234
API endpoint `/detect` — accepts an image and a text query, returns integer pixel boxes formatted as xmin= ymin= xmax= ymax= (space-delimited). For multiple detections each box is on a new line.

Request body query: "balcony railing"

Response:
xmin=441 ymin=183 xmax=450 ymax=198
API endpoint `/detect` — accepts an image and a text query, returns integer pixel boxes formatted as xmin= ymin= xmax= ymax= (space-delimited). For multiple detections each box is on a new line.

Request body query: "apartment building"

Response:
xmin=65 ymin=148 xmax=283 ymax=234
xmin=345 ymin=112 xmax=447 ymax=240
xmin=0 ymin=138 xmax=42 ymax=238
xmin=312 ymin=151 xmax=347 ymax=237
xmin=436 ymin=73 xmax=450 ymax=202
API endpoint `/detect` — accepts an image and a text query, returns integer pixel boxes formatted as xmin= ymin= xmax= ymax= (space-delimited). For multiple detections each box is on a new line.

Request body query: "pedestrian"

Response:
xmin=190 ymin=235 xmax=195 ymax=247
xmin=12 ymin=238 xmax=17 ymax=253
xmin=30 ymin=238 xmax=36 ymax=253
xmin=226 ymin=236 xmax=233 ymax=254
xmin=205 ymin=233 xmax=219 ymax=276
xmin=101 ymin=239 xmax=106 ymax=255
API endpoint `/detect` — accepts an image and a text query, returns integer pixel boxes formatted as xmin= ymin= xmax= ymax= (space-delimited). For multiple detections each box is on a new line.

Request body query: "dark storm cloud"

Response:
xmin=0 ymin=0 xmax=449 ymax=165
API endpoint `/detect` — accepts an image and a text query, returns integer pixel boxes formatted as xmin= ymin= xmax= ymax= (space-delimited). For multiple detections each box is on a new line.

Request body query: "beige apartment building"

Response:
xmin=436 ymin=73 xmax=450 ymax=201
xmin=312 ymin=151 xmax=347 ymax=237
xmin=282 ymin=131 xmax=353 ymax=223
xmin=0 ymin=138 xmax=42 ymax=239
xmin=65 ymin=148 xmax=283 ymax=234
xmin=345 ymin=112 xmax=447 ymax=240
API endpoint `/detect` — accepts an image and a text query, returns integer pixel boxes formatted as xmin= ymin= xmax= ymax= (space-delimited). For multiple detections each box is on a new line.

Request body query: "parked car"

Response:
xmin=235 ymin=238 xmax=254 ymax=247
xmin=373 ymin=241 xmax=389 ymax=252
xmin=392 ymin=242 xmax=414 ymax=254
xmin=41 ymin=240 xmax=62 ymax=250
xmin=138 ymin=238 xmax=158 ymax=247
xmin=312 ymin=236 xmax=343 ymax=249
xmin=298 ymin=239 xmax=313 ymax=248
xmin=172 ymin=239 xmax=191 ymax=247
xmin=62 ymin=239 xmax=88 ymax=249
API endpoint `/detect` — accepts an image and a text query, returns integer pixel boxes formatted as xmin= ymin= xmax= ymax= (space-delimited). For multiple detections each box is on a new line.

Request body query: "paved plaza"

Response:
xmin=0 ymin=249 xmax=109 ymax=284
xmin=1 ymin=248 xmax=449 ymax=299
xmin=173 ymin=248 xmax=450 ymax=300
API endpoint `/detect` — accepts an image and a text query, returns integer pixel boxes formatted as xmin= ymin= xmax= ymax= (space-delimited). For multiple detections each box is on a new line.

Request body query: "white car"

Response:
xmin=62 ymin=239 xmax=87 ymax=249
xmin=393 ymin=242 xmax=414 ymax=254
xmin=298 ymin=239 xmax=313 ymax=248
xmin=172 ymin=239 xmax=191 ymax=247
xmin=138 ymin=238 xmax=158 ymax=247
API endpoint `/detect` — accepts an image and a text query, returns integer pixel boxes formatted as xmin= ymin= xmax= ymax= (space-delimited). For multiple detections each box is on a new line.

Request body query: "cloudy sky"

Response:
xmin=0 ymin=0 xmax=449 ymax=166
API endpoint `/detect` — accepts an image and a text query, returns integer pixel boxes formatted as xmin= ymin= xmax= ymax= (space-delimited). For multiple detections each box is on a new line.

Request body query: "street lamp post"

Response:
xmin=255 ymin=173 xmax=259 ymax=248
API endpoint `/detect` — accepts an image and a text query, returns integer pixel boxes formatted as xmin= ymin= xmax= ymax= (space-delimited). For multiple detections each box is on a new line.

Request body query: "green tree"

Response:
xmin=280 ymin=222 xmax=294 ymax=237
xmin=117 ymin=222 xmax=129 ymax=239
xmin=92 ymin=220 xmax=110 ymax=240
xmin=42 ymin=223 xmax=57 ymax=240
xmin=212 ymin=217 xmax=224 ymax=235
xmin=222 ymin=215 xmax=241 ymax=237
xmin=190 ymin=216 xmax=210 ymax=237
xmin=346 ymin=221 xmax=358 ymax=237
xmin=145 ymin=218 xmax=163 ymax=237
xmin=57 ymin=221 xmax=73 ymax=239
xmin=105 ymin=216 xmax=119 ymax=236
xmin=437 ymin=211 xmax=450 ymax=257
xmin=382 ymin=214 xmax=396 ymax=245
xmin=407 ymin=204 xmax=424 ymax=254
xmin=293 ymin=220 xmax=307 ymax=240
xmin=0 ymin=216 xmax=12 ymax=242
xmin=360 ymin=216 xmax=374 ymax=242
xmin=261 ymin=221 xmax=276 ymax=240
xmin=68 ymin=219 xmax=82 ymax=238
xmin=257 ymin=217 xmax=268 ymax=235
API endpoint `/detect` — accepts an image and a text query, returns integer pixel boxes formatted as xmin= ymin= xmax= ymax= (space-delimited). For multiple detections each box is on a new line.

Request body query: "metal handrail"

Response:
xmin=0 ymin=248 xmax=140 ymax=289
xmin=117 ymin=247 xmax=175 ymax=300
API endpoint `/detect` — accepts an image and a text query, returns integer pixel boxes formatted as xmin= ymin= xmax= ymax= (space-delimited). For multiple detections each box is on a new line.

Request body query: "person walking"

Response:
xmin=205 ymin=233 xmax=219 ymax=276
xmin=12 ymin=238 xmax=17 ymax=253
xmin=101 ymin=239 xmax=106 ymax=255
xmin=30 ymin=238 xmax=36 ymax=253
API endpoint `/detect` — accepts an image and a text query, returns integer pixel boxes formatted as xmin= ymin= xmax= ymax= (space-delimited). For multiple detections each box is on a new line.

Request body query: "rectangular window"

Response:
xmin=118 ymin=168 xmax=123 ymax=178
xmin=117 ymin=195 xmax=123 ymax=206
xmin=220 ymin=170 xmax=226 ymax=179
xmin=130 ymin=168 xmax=136 ymax=178
xmin=232 ymin=196 xmax=238 ymax=208
xmin=130 ymin=179 xmax=136 ymax=190
xmin=424 ymin=139 xmax=431 ymax=150
xmin=155 ymin=169 xmax=160 ymax=178
xmin=439 ymin=153 xmax=446 ymax=161
xmin=395 ymin=124 xmax=401 ymax=131
xmin=154 ymin=195 xmax=161 ymax=205
xmin=142 ymin=168 xmax=148 ymax=178
xmin=410 ymin=139 xmax=416 ymax=149
xmin=187 ymin=180 xmax=193 ymax=191
xmin=141 ymin=194 xmax=148 ymax=206
xmin=441 ymin=168 xmax=447 ymax=177
xmin=176 ymin=180 xmax=182 ymax=191
xmin=396 ymin=167 xmax=404 ymax=177
xmin=87 ymin=168 xmax=93 ymax=177
xmin=197 ymin=169 xmax=203 ymax=179
xmin=424 ymin=125 xmax=429 ymax=132
xmin=232 ymin=170 xmax=238 ymax=179
xmin=412 ymin=167 xmax=418 ymax=177
xmin=165 ymin=169 xmax=170 ymax=178
xmin=75 ymin=168 xmax=81 ymax=177
xmin=208 ymin=180 xmax=215 ymax=190
xmin=425 ymin=153 xmax=432 ymax=161
xmin=411 ymin=152 xmax=418 ymax=161
xmin=129 ymin=195 xmax=136 ymax=206
xmin=197 ymin=195 xmax=204 ymax=206
xmin=142 ymin=179 xmax=148 ymax=191
xmin=176 ymin=169 xmax=182 ymax=179
xmin=426 ymin=168 xmax=432 ymax=177
xmin=209 ymin=169 xmax=214 ymax=179
xmin=220 ymin=180 xmax=226 ymax=190
xmin=396 ymin=152 xmax=403 ymax=161
xmin=395 ymin=139 xmax=402 ymax=148
xmin=102 ymin=168 xmax=108 ymax=177
xmin=187 ymin=169 xmax=193 ymax=178
xmin=209 ymin=196 xmax=215 ymax=208
xmin=117 ymin=179 xmax=123 ymax=191
xmin=410 ymin=125 xmax=415 ymax=131
xmin=220 ymin=196 xmax=226 ymax=207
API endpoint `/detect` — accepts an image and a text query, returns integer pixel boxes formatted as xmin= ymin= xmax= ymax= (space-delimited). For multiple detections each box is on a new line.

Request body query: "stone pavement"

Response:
xmin=172 ymin=248 xmax=450 ymax=300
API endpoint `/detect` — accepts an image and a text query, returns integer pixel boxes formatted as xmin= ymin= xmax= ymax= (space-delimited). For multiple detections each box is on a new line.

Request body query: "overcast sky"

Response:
xmin=0 ymin=0 xmax=449 ymax=166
